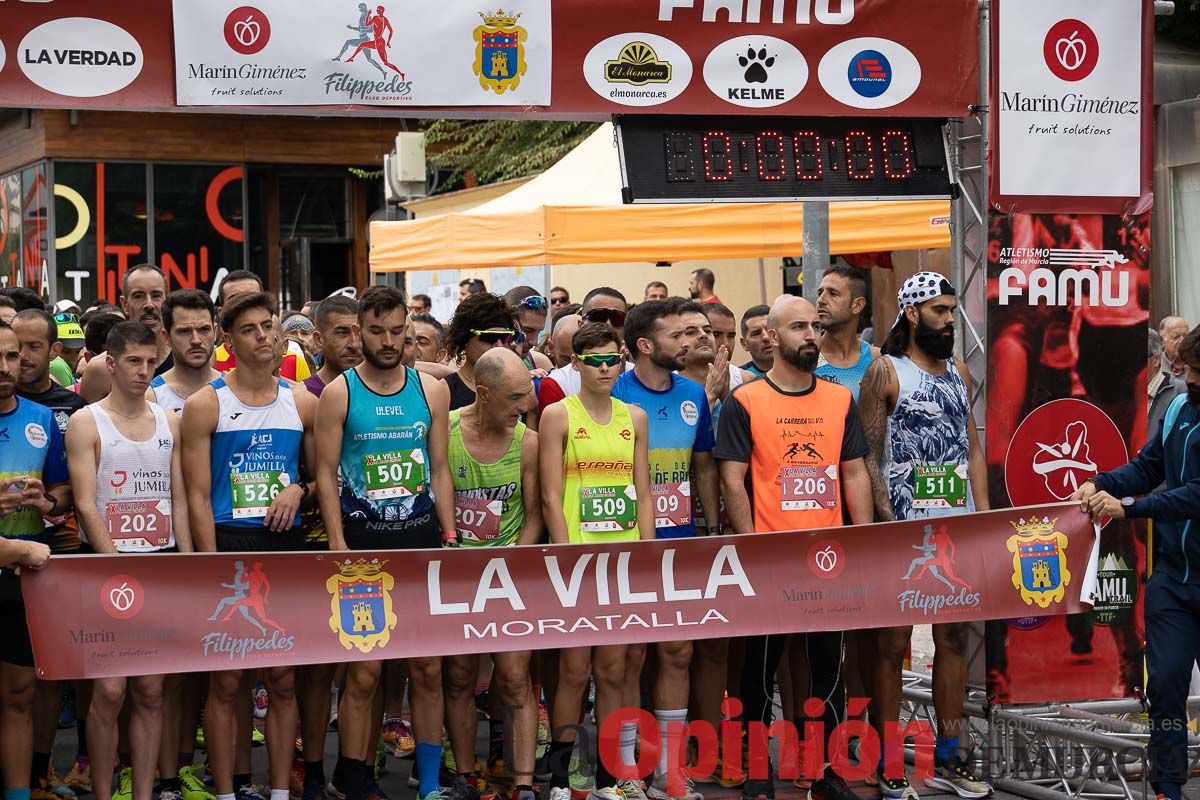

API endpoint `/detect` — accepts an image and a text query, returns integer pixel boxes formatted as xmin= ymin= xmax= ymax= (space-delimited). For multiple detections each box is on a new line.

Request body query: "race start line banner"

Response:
xmin=25 ymin=503 xmax=1098 ymax=680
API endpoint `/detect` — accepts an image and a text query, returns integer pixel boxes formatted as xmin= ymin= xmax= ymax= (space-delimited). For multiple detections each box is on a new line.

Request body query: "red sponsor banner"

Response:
xmin=988 ymin=0 xmax=1154 ymax=214
xmin=0 ymin=0 xmax=978 ymax=118
xmin=985 ymin=212 xmax=1149 ymax=703
xmin=26 ymin=503 xmax=1096 ymax=680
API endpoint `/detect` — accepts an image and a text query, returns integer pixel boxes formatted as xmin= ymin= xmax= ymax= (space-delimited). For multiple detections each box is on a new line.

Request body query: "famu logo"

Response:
xmin=997 ymin=248 xmax=1130 ymax=307
xmin=1092 ymin=552 xmax=1135 ymax=626
xmin=605 ymin=41 xmax=671 ymax=85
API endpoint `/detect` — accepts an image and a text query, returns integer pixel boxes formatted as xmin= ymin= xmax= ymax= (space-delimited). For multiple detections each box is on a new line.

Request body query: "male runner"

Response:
xmin=539 ymin=322 xmax=653 ymax=800
xmin=409 ymin=314 xmax=448 ymax=366
xmin=738 ymin=306 xmax=772 ymax=377
xmin=304 ymin=295 xmax=362 ymax=399
xmin=0 ymin=321 xmax=72 ymax=800
xmin=538 ymin=288 xmax=631 ymax=412
xmin=66 ymin=321 xmax=189 ymax=800
xmin=314 ymin=286 xmax=456 ymax=800
xmin=14 ymin=309 xmax=87 ymax=429
xmin=213 ymin=272 xmax=311 ymax=383
xmin=698 ymin=304 xmax=754 ymax=408
xmin=815 ymin=267 xmax=878 ymax=401
xmin=150 ymin=291 xmax=220 ymax=413
xmin=182 ymin=292 xmax=316 ymax=800
xmin=715 ymin=296 xmax=871 ymax=800
xmin=504 ymin=288 xmax=554 ymax=372
xmin=443 ymin=348 xmax=541 ymax=800
xmin=81 ymin=265 xmax=172 ymax=402
xmin=612 ymin=299 xmax=718 ymax=800
xmin=857 ymin=272 xmax=990 ymax=799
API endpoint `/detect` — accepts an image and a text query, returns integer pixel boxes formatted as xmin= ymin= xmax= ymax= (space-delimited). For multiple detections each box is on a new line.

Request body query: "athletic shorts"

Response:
xmin=343 ymin=510 xmax=440 ymax=551
xmin=0 ymin=569 xmax=33 ymax=667
xmin=214 ymin=525 xmax=307 ymax=553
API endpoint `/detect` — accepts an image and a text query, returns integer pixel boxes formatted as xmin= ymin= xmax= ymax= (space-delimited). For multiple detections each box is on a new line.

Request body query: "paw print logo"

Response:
xmin=739 ymin=46 xmax=775 ymax=84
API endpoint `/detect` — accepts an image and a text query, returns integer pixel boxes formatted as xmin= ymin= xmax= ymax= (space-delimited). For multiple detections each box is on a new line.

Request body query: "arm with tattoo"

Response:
xmin=858 ymin=357 xmax=896 ymax=522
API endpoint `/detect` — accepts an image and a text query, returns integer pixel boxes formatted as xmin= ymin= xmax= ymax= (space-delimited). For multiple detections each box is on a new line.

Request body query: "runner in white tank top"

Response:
xmin=91 ymin=402 xmax=175 ymax=552
xmin=146 ymin=289 xmax=220 ymax=413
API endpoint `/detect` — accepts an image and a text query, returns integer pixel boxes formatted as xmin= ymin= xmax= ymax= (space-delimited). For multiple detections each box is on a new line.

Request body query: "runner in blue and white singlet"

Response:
xmin=816 ymin=339 xmax=874 ymax=402
xmin=150 ymin=374 xmax=186 ymax=412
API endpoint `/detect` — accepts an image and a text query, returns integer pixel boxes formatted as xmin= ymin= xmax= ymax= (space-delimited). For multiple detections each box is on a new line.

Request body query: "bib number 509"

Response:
xmin=591 ymin=497 xmax=627 ymax=517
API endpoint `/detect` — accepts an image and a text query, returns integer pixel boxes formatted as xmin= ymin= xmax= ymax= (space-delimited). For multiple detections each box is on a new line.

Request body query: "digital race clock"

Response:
xmin=616 ymin=115 xmax=952 ymax=203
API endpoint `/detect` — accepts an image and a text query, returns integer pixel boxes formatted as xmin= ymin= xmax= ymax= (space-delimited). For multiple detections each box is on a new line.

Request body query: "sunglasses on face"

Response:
xmin=550 ymin=297 xmax=568 ymax=306
xmin=53 ymin=312 xmax=79 ymax=324
xmin=518 ymin=296 xmax=549 ymax=312
xmin=471 ymin=328 xmax=517 ymax=346
xmin=583 ymin=308 xmax=627 ymax=327
xmin=577 ymin=352 xmax=623 ymax=368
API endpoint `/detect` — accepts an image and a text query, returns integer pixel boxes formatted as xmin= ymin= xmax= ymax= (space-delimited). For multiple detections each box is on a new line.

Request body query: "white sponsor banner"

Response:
xmin=173 ymin=1 xmax=551 ymax=106
xmin=996 ymin=0 xmax=1141 ymax=200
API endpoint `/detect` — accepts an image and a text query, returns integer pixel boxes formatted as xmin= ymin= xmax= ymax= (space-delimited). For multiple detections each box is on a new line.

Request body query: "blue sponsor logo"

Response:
xmin=847 ymin=49 xmax=891 ymax=98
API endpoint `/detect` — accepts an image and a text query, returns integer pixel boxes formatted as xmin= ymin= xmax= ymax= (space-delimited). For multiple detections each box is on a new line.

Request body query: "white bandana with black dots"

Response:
xmin=894 ymin=271 xmax=954 ymax=325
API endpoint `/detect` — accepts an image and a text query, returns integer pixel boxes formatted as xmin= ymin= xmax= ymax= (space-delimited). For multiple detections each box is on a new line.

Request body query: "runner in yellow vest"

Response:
xmin=538 ymin=322 xmax=652 ymax=800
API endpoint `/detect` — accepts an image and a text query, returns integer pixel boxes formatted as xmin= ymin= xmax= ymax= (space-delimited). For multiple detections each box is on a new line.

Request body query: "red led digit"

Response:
xmin=881 ymin=130 xmax=914 ymax=179
xmin=791 ymin=132 xmax=822 ymax=181
xmin=755 ymin=131 xmax=787 ymax=181
xmin=702 ymin=131 xmax=733 ymax=182
xmin=844 ymin=131 xmax=875 ymax=181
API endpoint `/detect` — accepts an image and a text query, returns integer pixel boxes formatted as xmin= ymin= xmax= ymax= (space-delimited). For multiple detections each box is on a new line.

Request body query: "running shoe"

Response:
xmin=160 ymin=788 xmax=185 ymax=800
xmin=289 ymin=759 xmax=305 ymax=799
xmin=64 ymin=757 xmax=92 ymax=794
xmin=364 ymin=775 xmax=392 ymax=800
xmin=616 ymin=780 xmax=647 ymax=800
xmin=254 ymin=682 xmax=269 ymax=720
xmin=375 ymin=738 xmax=388 ymax=780
xmin=325 ymin=781 xmax=346 ymax=800
xmin=483 ymin=755 xmax=514 ymax=790
xmin=301 ymin=783 xmax=325 ymax=800
xmin=45 ymin=767 xmax=76 ymax=800
xmin=32 ymin=778 xmax=76 ymax=800
xmin=195 ymin=727 xmax=206 ymax=751
xmin=740 ymin=778 xmax=773 ymax=800
xmin=549 ymin=789 xmax=572 ymax=800
xmin=448 ymin=773 xmax=487 ymax=800
xmin=807 ymin=767 xmax=857 ymax=800
xmin=179 ymin=765 xmax=216 ymax=800
xmin=924 ymin=758 xmax=991 ymax=799
xmin=647 ymin=772 xmax=703 ymax=800
xmin=383 ymin=718 xmax=415 ymax=759
xmin=537 ymin=704 xmax=551 ymax=747
xmin=586 ymin=789 xmax=626 ymax=800
xmin=252 ymin=727 xmax=266 ymax=747
xmin=236 ymin=785 xmax=269 ymax=800
xmin=512 ymin=788 xmax=539 ymax=800
xmin=111 ymin=769 xmax=133 ymax=800
xmin=568 ymin=752 xmax=593 ymax=799
xmin=420 ymin=790 xmax=451 ymax=800
xmin=874 ymin=769 xmax=918 ymax=800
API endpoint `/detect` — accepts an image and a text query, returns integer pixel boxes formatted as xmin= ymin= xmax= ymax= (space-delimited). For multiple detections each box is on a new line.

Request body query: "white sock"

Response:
xmin=217 ymin=794 xmax=235 ymax=800
xmin=655 ymin=708 xmax=688 ymax=777
xmin=620 ymin=721 xmax=639 ymax=768
xmin=270 ymin=790 xmax=290 ymax=800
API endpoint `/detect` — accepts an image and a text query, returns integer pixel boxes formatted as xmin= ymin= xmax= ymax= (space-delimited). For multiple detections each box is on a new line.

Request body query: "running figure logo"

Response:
xmin=1031 ymin=420 xmax=1097 ymax=500
xmin=334 ymin=4 xmax=405 ymax=79
xmin=784 ymin=442 xmax=822 ymax=461
xmin=903 ymin=524 xmax=974 ymax=593
xmin=209 ymin=560 xmax=285 ymax=636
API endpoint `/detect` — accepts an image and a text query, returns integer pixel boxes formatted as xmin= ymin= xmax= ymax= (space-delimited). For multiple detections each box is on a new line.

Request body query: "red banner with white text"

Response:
xmin=984 ymin=213 xmax=1150 ymax=704
xmin=0 ymin=0 xmax=978 ymax=118
xmin=26 ymin=504 xmax=1096 ymax=680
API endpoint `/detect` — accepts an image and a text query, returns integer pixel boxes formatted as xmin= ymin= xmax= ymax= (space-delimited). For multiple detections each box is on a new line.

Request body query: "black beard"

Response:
xmin=781 ymin=341 xmax=819 ymax=372
xmin=363 ymin=346 xmax=402 ymax=369
xmin=650 ymin=344 xmax=683 ymax=371
xmin=915 ymin=318 xmax=955 ymax=360
xmin=1188 ymin=385 xmax=1200 ymax=405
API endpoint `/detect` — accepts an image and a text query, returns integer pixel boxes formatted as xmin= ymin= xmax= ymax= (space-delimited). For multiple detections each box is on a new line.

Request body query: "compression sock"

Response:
xmin=619 ymin=721 xmax=638 ymax=768
xmin=935 ymin=736 xmax=960 ymax=766
xmin=304 ymin=760 xmax=326 ymax=788
xmin=548 ymin=740 xmax=573 ymax=790
xmin=655 ymin=709 xmax=688 ymax=776
xmin=415 ymin=742 xmax=442 ymax=799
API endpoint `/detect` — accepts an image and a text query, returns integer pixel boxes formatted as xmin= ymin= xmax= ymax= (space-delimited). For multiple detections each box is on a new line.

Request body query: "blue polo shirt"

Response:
xmin=0 ymin=397 xmax=68 ymax=542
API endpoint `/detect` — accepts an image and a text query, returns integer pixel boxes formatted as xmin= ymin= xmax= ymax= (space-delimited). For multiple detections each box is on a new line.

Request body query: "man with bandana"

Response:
xmin=857 ymin=272 xmax=991 ymax=800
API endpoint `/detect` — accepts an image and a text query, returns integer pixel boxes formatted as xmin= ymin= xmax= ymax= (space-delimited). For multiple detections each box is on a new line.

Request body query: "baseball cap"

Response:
xmin=54 ymin=312 xmax=85 ymax=347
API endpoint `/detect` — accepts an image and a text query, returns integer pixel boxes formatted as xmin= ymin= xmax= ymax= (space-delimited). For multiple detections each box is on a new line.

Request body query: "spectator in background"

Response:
xmin=548 ymin=313 xmax=582 ymax=369
xmin=459 ymin=278 xmax=487 ymax=302
xmin=503 ymin=287 xmax=554 ymax=372
xmin=644 ymin=281 xmax=668 ymax=302
xmin=739 ymin=304 xmax=773 ymax=376
xmin=410 ymin=293 xmax=432 ymax=316
xmin=282 ymin=311 xmax=317 ymax=357
xmin=410 ymin=313 xmax=449 ymax=365
xmin=549 ymin=286 xmax=570 ymax=311
xmin=54 ymin=313 xmax=87 ymax=379
xmin=83 ymin=313 xmax=124 ymax=367
xmin=53 ymin=300 xmax=82 ymax=317
xmin=688 ymin=268 xmax=721 ymax=305
xmin=1150 ymin=327 xmax=1186 ymax=439
xmin=1161 ymin=316 xmax=1190 ymax=378
xmin=80 ymin=303 xmax=124 ymax=327
xmin=299 ymin=299 xmax=319 ymax=319
xmin=0 ymin=295 xmax=15 ymax=325
xmin=0 ymin=286 xmax=46 ymax=312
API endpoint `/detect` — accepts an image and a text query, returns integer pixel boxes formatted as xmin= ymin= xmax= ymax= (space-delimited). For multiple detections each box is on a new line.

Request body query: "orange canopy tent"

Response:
xmin=370 ymin=124 xmax=951 ymax=272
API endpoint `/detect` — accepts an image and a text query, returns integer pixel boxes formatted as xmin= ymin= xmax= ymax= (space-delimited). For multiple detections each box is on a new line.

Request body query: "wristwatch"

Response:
xmin=1121 ymin=497 xmax=1135 ymax=509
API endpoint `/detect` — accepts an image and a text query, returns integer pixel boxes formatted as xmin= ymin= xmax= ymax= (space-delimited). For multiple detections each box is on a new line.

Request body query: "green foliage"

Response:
xmin=423 ymin=119 xmax=600 ymax=193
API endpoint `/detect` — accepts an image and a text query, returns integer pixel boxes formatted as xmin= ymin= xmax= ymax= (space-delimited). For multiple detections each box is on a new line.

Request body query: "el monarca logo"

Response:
xmin=605 ymin=41 xmax=671 ymax=85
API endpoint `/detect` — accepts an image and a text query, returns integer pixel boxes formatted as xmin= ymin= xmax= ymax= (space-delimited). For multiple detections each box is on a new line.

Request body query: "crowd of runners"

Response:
xmin=0 ymin=264 xmax=995 ymax=800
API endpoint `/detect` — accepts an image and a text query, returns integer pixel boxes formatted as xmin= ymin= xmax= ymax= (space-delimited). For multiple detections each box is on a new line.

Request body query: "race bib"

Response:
xmin=105 ymin=499 xmax=172 ymax=549
xmin=912 ymin=464 xmax=968 ymax=509
xmin=456 ymin=496 xmax=503 ymax=543
xmin=363 ymin=450 xmax=426 ymax=501
xmin=230 ymin=470 xmax=288 ymax=519
xmin=780 ymin=465 xmax=838 ymax=511
xmin=652 ymin=481 xmax=692 ymax=528
xmin=579 ymin=485 xmax=638 ymax=533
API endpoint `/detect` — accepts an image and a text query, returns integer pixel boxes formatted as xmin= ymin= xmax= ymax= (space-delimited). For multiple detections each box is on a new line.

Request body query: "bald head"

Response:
xmin=766 ymin=295 xmax=816 ymax=330
xmin=474 ymin=347 xmax=526 ymax=392
xmin=552 ymin=313 xmax=582 ymax=367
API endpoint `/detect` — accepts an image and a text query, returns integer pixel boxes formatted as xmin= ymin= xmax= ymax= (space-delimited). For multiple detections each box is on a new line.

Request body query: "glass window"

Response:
xmin=153 ymin=164 xmax=245 ymax=296
xmin=1172 ymin=163 xmax=1200 ymax=324
xmin=278 ymin=176 xmax=347 ymax=239
xmin=20 ymin=162 xmax=49 ymax=297
xmin=54 ymin=161 xmax=149 ymax=305
xmin=0 ymin=172 xmax=21 ymax=290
